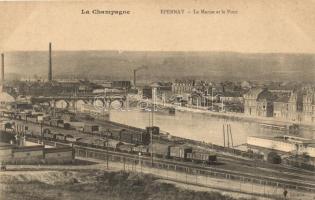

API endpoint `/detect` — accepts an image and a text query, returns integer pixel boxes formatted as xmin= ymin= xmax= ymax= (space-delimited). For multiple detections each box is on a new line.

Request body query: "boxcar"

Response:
xmin=187 ymin=150 xmax=217 ymax=164
xmin=120 ymin=129 xmax=133 ymax=143
xmin=106 ymin=139 xmax=122 ymax=149
xmin=132 ymin=132 xmax=151 ymax=145
xmin=27 ymin=117 xmax=38 ymax=123
xmin=43 ymin=120 xmax=51 ymax=126
xmin=148 ymin=143 xmax=171 ymax=158
xmin=146 ymin=126 xmax=160 ymax=135
xmin=77 ymin=137 xmax=95 ymax=146
xmin=109 ymin=128 xmax=123 ymax=140
xmin=50 ymin=119 xmax=63 ymax=127
xmin=83 ymin=124 xmax=99 ymax=133
xmin=170 ymin=145 xmax=192 ymax=159
xmin=63 ymin=123 xmax=71 ymax=130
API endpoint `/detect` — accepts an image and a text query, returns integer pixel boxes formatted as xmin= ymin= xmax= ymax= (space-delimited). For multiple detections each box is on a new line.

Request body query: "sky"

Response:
xmin=0 ymin=0 xmax=315 ymax=53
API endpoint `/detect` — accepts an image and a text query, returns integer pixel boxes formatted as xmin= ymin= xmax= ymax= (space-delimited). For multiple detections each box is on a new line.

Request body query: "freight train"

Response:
xmin=24 ymin=129 xmax=217 ymax=165
xmin=11 ymin=112 xmax=151 ymax=145
xmin=8 ymin=112 xmax=217 ymax=165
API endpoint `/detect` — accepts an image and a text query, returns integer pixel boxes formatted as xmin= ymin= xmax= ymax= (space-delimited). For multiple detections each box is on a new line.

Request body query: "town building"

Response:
xmin=0 ymin=87 xmax=15 ymax=111
xmin=172 ymin=80 xmax=195 ymax=95
xmin=244 ymin=88 xmax=264 ymax=116
xmin=112 ymin=81 xmax=131 ymax=89
xmin=286 ymin=91 xmax=303 ymax=122
xmin=219 ymin=91 xmax=243 ymax=103
xmin=273 ymin=95 xmax=290 ymax=119
xmin=0 ymin=140 xmax=74 ymax=165
xmin=247 ymin=135 xmax=315 ymax=161
xmin=256 ymin=91 xmax=277 ymax=117
xmin=243 ymin=88 xmax=277 ymax=117
xmin=303 ymin=91 xmax=315 ymax=122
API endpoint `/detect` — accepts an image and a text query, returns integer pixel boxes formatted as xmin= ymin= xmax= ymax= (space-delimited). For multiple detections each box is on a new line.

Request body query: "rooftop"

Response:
xmin=249 ymin=135 xmax=315 ymax=145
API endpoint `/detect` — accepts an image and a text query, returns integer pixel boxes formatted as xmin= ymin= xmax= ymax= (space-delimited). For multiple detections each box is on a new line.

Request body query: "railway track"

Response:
xmin=24 ymin=135 xmax=315 ymax=192
xmin=8 ymin=118 xmax=315 ymax=190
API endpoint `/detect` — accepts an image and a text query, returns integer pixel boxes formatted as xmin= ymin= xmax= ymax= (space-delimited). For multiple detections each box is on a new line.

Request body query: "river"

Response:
xmin=109 ymin=109 xmax=315 ymax=146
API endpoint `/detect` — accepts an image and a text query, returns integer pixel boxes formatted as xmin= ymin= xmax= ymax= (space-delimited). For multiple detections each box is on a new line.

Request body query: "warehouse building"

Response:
xmin=0 ymin=140 xmax=74 ymax=165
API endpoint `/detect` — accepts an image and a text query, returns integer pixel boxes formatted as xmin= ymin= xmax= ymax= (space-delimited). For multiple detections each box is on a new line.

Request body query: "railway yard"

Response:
xmin=1 ymin=110 xmax=315 ymax=197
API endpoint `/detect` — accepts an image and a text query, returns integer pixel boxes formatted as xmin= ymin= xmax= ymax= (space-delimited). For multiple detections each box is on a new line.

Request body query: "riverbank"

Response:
xmin=173 ymin=105 xmax=315 ymax=129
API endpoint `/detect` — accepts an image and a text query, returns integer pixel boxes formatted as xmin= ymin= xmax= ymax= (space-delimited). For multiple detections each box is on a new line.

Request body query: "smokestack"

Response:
xmin=48 ymin=42 xmax=52 ymax=81
xmin=1 ymin=53 xmax=4 ymax=84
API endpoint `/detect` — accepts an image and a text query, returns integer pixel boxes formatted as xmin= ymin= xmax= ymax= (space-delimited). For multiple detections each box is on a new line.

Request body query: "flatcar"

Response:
xmin=27 ymin=117 xmax=38 ymax=123
xmin=55 ymin=133 xmax=66 ymax=141
xmin=65 ymin=135 xmax=82 ymax=143
xmin=133 ymin=145 xmax=149 ymax=155
xmin=106 ymin=139 xmax=123 ymax=149
xmin=118 ymin=143 xmax=135 ymax=153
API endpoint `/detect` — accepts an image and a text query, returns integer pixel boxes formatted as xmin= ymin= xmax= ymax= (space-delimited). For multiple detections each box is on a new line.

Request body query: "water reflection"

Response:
xmin=110 ymin=110 xmax=314 ymax=146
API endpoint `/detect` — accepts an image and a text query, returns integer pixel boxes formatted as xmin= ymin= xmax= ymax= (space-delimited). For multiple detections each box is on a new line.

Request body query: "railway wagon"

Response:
xmin=120 ymin=129 xmax=133 ymax=143
xmin=17 ymin=113 xmax=31 ymax=121
xmin=65 ymin=135 xmax=82 ymax=143
xmin=170 ymin=145 xmax=192 ymax=159
xmin=93 ymin=138 xmax=106 ymax=147
xmin=61 ymin=113 xmax=76 ymax=122
xmin=55 ymin=133 xmax=66 ymax=141
xmin=146 ymin=126 xmax=160 ymax=135
xmin=77 ymin=137 xmax=96 ymax=147
xmin=148 ymin=143 xmax=171 ymax=158
xmin=106 ymin=139 xmax=123 ymax=149
xmin=108 ymin=128 xmax=123 ymax=140
xmin=42 ymin=128 xmax=51 ymax=134
xmin=100 ymin=130 xmax=111 ymax=138
xmin=27 ymin=117 xmax=38 ymax=123
xmin=69 ymin=122 xmax=85 ymax=132
xmin=51 ymin=119 xmax=64 ymax=127
xmin=43 ymin=131 xmax=55 ymax=140
xmin=63 ymin=123 xmax=71 ymax=130
xmin=132 ymin=131 xmax=151 ymax=145
xmin=83 ymin=124 xmax=99 ymax=133
xmin=118 ymin=143 xmax=135 ymax=153
xmin=133 ymin=145 xmax=149 ymax=154
xmin=43 ymin=119 xmax=51 ymax=126
xmin=187 ymin=150 xmax=217 ymax=164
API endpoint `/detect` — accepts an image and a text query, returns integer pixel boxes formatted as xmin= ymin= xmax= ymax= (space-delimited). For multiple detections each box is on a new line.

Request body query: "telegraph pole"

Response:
xmin=151 ymin=102 xmax=154 ymax=166
xmin=223 ymin=124 xmax=225 ymax=147
xmin=211 ymin=87 xmax=214 ymax=111
xmin=228 ymin=124 xmax=234 ymax=148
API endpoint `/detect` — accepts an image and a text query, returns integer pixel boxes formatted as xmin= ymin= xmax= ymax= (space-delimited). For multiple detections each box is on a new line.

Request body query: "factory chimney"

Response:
xmin=1 ymin=53 xmax=4 ymax=84
xmin=48 ymin=42 xmax=52 ymax=81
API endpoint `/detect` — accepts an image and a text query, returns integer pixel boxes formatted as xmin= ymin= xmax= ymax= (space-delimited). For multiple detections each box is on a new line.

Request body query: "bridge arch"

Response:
xmin=55 ymin=100 xmax=69 ymax=109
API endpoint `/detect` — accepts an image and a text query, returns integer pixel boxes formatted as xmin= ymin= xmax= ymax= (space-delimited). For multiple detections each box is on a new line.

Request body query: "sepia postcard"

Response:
xmin=0 ymin=0 xmax=314 ymax=200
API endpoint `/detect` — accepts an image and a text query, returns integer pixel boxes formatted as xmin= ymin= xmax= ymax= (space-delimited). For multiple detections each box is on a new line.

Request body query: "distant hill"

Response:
xmin=4 ymin=51 xmax=315 ymax=82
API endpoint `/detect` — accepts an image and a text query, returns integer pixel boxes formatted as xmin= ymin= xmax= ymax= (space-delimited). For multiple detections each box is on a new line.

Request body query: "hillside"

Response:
xmin=4 ymin=51 xmax=315 ymax=81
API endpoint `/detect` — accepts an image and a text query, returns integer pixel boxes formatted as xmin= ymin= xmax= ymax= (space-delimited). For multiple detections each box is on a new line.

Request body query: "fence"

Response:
xmin=75 ymin=146 xmax=315 ymax=198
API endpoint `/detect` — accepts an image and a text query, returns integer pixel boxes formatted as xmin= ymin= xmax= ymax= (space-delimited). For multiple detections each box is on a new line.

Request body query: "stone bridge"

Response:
xmin=31 ymin=95 xmax=127 ymax=110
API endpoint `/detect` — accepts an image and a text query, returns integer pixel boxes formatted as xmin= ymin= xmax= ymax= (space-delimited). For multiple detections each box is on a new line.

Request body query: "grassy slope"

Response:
xmin=0 ymin=170 xmax=257 ymax=200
